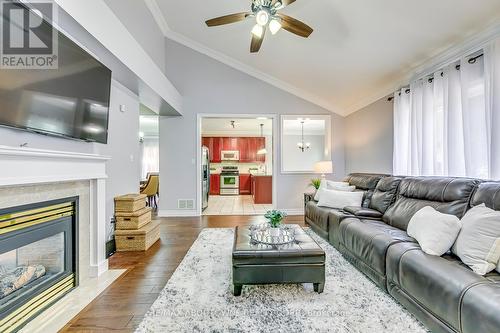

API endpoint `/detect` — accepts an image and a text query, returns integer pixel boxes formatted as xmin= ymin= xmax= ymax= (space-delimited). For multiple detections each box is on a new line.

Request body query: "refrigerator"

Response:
xmin=202 ymin=146 xmax=210 ymax=210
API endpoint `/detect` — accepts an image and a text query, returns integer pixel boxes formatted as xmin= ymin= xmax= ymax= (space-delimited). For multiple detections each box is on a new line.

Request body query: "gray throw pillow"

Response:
xmin=452 ymin=204 xmax=500 ymax=275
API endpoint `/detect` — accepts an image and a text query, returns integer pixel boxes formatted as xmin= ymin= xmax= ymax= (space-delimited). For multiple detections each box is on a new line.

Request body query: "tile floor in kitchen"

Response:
xmin=203 ymin=195 xmax=273 ymax=216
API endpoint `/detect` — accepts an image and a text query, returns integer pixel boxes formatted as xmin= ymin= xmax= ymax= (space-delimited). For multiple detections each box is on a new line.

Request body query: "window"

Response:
xmin=393 ymin=37 xmax=500 ymax=179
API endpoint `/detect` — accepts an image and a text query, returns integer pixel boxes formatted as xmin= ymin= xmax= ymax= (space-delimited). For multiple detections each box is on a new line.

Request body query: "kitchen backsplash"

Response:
xmin=210 ymin=162 xmax=268 ymax=175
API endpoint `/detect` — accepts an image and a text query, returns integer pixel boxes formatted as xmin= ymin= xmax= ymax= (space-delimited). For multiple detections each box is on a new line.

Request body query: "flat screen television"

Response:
xmin=0 ymin=5 xmax=112 ymax=144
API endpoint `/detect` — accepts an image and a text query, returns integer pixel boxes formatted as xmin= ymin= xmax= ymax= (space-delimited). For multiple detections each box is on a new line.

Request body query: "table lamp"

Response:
xmin=314 ymin=161 xmax=333 ymax=179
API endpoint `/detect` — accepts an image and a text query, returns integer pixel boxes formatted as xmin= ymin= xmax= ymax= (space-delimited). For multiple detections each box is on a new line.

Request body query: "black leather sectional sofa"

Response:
xmin=305 ymin=173 xmax=500 ymax=333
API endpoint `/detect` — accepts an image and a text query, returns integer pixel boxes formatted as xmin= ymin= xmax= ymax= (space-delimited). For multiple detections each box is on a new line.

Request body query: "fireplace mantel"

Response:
xmin=0 ymin=145 xmax=109 ymax=186
xmin=0 ymin=145 xmax=110 ymax=277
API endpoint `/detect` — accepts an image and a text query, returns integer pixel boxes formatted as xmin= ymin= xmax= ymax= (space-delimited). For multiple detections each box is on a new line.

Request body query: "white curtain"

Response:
xmin=140 ymin=137 xmax=159 ymax=179
xmin=393 ymin=37 xmax=500 ymax=179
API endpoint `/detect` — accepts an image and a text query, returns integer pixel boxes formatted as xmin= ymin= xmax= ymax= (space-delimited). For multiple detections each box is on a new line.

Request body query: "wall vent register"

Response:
xmin=178 ymin=199 xmax=195 ymax=210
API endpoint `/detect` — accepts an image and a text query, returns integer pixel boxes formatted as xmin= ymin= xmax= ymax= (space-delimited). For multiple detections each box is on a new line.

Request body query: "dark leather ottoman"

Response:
xmin=232 ymin=224 xmax=325 ymax=296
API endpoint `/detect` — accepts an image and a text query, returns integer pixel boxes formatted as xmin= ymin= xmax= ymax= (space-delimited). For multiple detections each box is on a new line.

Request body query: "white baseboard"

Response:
xmin=280 ymin=208 xmax=305 ymax=216
xmin=157 ymin=209 xmax=200 ymax=217
xmin=89 ymin=259 xmax=108 ymax=278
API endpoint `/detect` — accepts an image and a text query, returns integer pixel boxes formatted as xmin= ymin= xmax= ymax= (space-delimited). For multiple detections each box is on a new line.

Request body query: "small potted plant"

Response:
xmin=310 ymin=178 xmax=322 ymax=190
xmin=264 ymin=210 xmax=287 ymax=236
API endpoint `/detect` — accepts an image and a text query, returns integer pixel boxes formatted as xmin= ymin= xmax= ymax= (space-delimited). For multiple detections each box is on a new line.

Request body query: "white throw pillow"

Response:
xmin=453 ymin=204 xmax=500 ymax=275
xmin=407 ymin=206 xmax=461 ymax=256
xmin=314 ymin=180 xmax=353 ymax=201
xmin=317 ymin=189 xmax=364 ymax=210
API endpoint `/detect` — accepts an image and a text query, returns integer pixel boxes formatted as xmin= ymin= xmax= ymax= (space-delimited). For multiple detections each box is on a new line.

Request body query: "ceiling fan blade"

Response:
xmin=278 ymin=14 xmax=313 ymax=38
xmin=205 ymin=13 xmax=250 ymax=27
xmin=250 ymin=29 xmax=266 ymax=53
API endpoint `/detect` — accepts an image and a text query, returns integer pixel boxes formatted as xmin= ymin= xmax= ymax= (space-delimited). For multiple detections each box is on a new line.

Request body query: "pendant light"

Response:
xmin=257 ymin=123 xmax=267 ymax=155
xmin=297 ymin=120 xmax=311 ymax=152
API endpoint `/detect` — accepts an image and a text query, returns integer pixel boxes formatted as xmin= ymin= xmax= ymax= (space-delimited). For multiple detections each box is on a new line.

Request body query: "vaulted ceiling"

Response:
xmin=149 ymin=0 xmax=500 ymax=115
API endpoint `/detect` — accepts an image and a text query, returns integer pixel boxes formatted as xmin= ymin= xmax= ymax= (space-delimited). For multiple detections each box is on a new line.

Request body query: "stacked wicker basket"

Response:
xmin=114 ymin=194 xmax=160 ymax=252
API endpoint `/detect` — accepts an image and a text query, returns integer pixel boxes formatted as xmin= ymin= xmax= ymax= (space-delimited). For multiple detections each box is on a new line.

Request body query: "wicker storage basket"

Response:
xmin=115 ymin=194 xmax=147 ymax=212
xmin=115 ymin=206 xmax=152 ymax=230
xmin=115 ymin=221 xmax=160 ymax=252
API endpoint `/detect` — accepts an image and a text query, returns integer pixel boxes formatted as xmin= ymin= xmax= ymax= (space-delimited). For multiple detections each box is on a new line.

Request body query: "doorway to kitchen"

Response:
xmin=198 ymin=115 xmax=276 ymax=216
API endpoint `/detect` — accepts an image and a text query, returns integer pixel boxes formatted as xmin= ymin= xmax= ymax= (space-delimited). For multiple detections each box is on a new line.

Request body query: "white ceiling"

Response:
xmin=148 ymin=0 xmax=500 ymax=116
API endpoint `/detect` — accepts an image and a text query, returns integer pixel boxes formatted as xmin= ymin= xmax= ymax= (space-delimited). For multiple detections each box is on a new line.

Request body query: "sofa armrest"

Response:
xmin=343 ymin=206 xmax=383 ymax=219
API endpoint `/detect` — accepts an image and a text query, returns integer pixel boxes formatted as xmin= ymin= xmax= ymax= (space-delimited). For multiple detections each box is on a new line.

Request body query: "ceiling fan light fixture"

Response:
xmin=255 ymin=9 xmax=269 ymax=26
xmin=251 ymin=24 xmax=264 ymax=38
xmin=269 ymin=19 xmax=282 ymax=35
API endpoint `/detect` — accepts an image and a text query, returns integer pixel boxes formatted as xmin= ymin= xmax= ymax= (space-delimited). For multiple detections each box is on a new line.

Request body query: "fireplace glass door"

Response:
xmin=0 ymin=232 xmax=65 ymax=302
xmin=0 ymin=199 xmax=77 ymax=332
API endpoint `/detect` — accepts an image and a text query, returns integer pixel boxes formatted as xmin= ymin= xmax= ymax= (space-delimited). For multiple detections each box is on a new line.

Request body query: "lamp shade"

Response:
xmin=314 ymin=161 xmax=333 ymax=174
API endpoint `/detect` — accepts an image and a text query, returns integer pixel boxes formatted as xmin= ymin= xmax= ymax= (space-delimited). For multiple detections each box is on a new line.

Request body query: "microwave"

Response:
xmin=221 ymin=150 xmax=240 ymax=161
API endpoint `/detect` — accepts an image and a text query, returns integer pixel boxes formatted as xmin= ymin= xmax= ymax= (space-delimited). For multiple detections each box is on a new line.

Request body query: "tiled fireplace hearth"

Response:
xmin=0 ymin=145 xmax=118 ymax=332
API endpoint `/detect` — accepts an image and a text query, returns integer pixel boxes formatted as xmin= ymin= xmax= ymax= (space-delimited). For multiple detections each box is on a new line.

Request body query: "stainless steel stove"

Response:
xmin=220 ymin=166 xmax=239 ymax=195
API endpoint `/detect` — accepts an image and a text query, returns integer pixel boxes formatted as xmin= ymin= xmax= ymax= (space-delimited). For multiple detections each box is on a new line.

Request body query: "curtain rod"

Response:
xmin=387 ymin=53 xmax=484 ymax=102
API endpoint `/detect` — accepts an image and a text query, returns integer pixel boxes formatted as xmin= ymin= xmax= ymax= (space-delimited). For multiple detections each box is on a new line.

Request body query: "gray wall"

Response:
xmin=160 ymin=39 xmax=345 ymax=213
xmin=344 ymin=97 xmax=393 ymax=174
xmin=104 ymin=0 xmax=166 ymax=72
xmin=0 ymin=81 xmax=140 ymax=228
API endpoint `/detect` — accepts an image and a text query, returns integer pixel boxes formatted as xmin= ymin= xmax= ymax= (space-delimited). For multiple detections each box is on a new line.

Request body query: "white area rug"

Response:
xmin=136 ymin=228 xmax=428 ymax=333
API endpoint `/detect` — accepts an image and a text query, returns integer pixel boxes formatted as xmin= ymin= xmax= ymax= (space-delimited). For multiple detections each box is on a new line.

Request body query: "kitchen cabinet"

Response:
xmin=210 ymin=174 xmax=220 ymax=195
xmin=238 ymin=138 xmax=250 ymax=162
xmin=202 ymin=137 xmax=222 ymax=162
xmin=251 ymin=175 xmax=272 ymax=204
xmin=256 ymin=137 xmax=266 ymax=162
xmin=202 ymin=137 xmax=266 ymax=163
xmin=239 ymin=174 xmax=251 ymax=194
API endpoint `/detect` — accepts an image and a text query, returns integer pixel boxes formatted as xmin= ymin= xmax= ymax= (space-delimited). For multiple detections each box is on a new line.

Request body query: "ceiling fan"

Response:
xmin=205 ymin=0 xmax=313 ymax=53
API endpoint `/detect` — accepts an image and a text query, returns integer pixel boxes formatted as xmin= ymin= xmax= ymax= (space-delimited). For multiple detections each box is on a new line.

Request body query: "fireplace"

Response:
xmin=0 ymin=198 xmax=78 ymax=332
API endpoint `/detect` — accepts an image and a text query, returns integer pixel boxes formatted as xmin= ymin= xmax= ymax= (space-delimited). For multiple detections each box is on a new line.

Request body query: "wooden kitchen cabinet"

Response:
xmin=202 ymin=137 xmax=222 ymax=163
xmin=210 ymin=174 xmax=220 ymax=195
xmin=251 ymin=175 xmax=272 ymax=204
xmin=256 ymin=137 xmax=266 ymax=162
xmin=239 ymin=174 xmax=251 ymax=194
xmin=202 ymin=137 xmax=265 ymax=163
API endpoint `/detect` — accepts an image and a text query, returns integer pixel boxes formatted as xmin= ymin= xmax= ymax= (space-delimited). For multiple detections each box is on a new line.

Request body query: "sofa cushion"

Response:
xmin=461 ymin=280 xmax=500 ymax=333
xmin=327 ymin=209 xmax=351 ymax=247
xmin=343 ymin=206 xmax=383 ymax=219
xmin=452 ymin=204 xmax=500 ymax=275
xmin=344 ymin=173 xmax=389 ymax=208
xmin=317 ymin=189 xmax=364 ymax=210
xmin=369 ymin=176 xmax=403 ymax=213
xmin=305 ymin=200 xmax=331 ymax=232
xmin=407 ymin=206 xmax=461 ymax=256
xmin=386 ymin=243 xmax=485 ymax=331
xmin=383 ymin=177 xmax=479 ymax=231
xmin=339 ymin=218 xmax=416 ymax=278
xmin=344 ymin=173 xmax=389 ymax=191
xmin=470 ymin=181 xmax=500 ymax=210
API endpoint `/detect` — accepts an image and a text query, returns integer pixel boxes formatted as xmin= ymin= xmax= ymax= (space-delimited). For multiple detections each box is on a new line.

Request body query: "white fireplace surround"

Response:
xmin=0 ymin=145 xmax=110 ymax=277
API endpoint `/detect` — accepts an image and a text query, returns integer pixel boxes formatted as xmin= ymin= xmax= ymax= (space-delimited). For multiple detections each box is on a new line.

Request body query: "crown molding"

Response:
xmin=142 ymin=0 xmax=345 ymax=116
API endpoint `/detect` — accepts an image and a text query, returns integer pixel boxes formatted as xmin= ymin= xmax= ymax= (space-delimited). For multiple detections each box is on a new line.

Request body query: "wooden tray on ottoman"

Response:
xmin=115 ymin=221 xmax=160 ymax=252
xmin=115 ymin=194 xmax=147 ymax=212
xmin=115 ymin=207 xmax=152 ymax=230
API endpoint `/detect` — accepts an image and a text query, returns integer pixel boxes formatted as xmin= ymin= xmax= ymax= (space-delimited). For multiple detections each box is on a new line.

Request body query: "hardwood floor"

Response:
xmin=62 ymin=214 xmax=305 ymax=332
